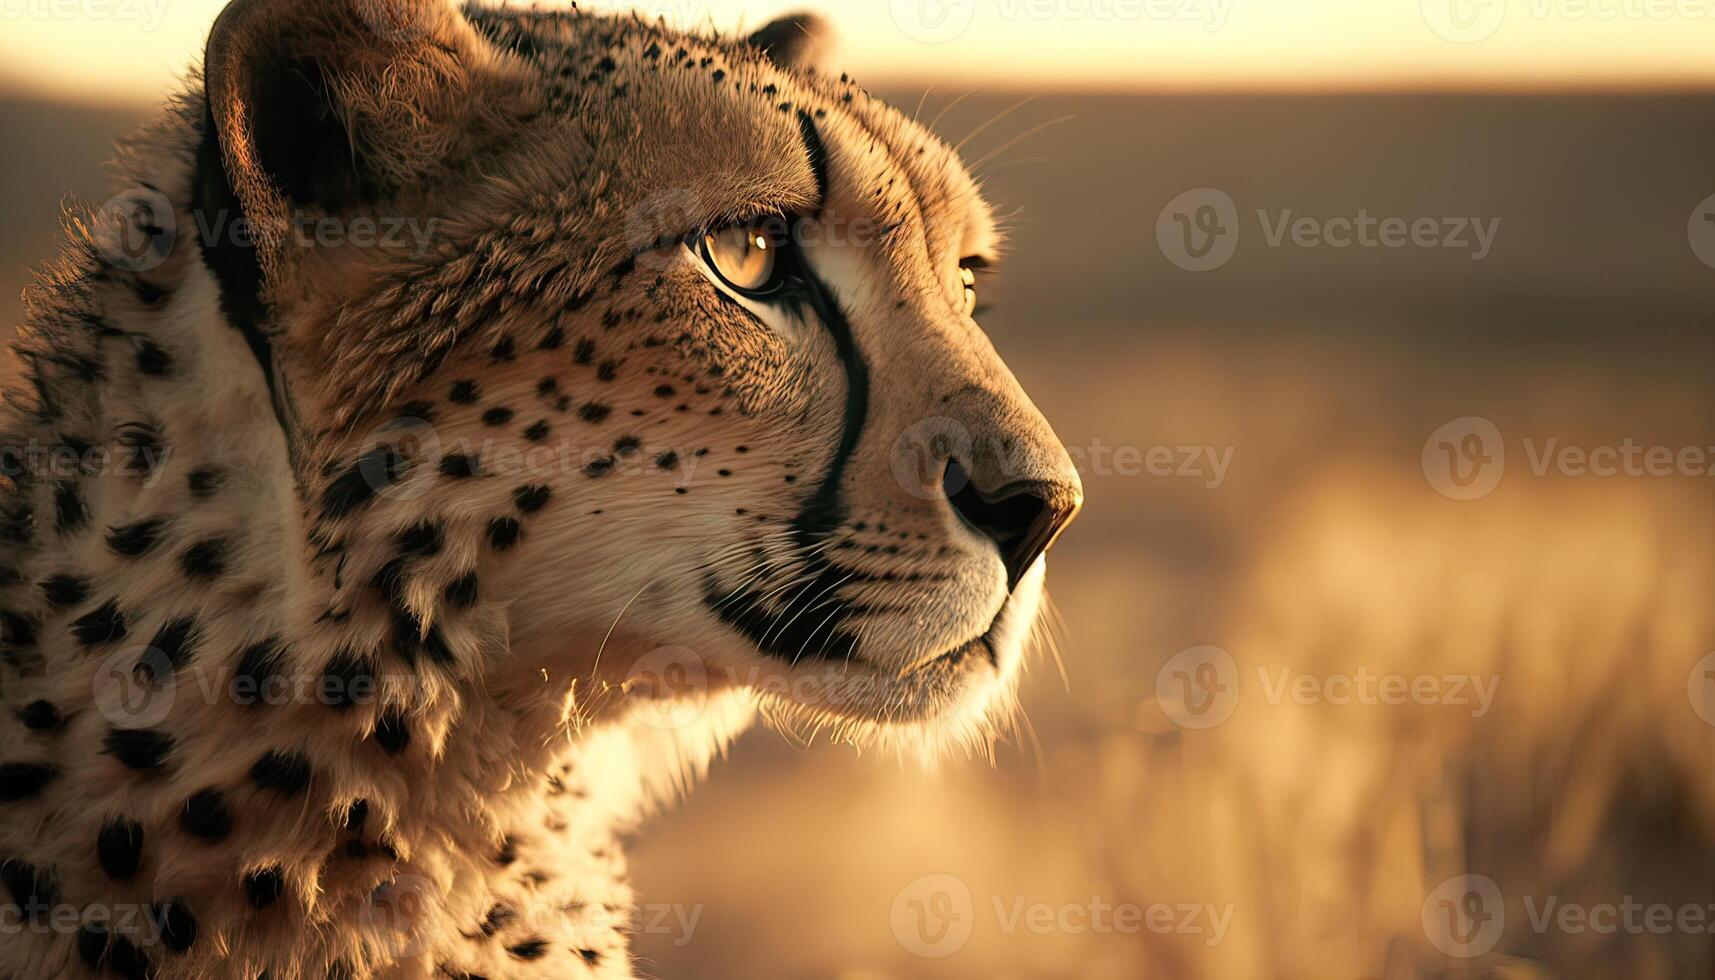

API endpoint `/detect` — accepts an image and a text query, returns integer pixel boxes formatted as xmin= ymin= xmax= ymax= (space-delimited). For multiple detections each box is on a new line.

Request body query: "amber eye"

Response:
xmin=699 ymin=221 xmax=785 ymax=296
xmin=958 ymin=265 xmax=979 ymax=317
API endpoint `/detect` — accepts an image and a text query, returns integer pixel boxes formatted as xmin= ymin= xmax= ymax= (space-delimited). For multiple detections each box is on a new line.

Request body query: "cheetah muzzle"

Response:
xmin=0 ymin=2 xmax=1082 ymax=977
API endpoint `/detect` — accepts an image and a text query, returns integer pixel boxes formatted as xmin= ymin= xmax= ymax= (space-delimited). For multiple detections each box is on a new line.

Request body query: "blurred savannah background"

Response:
xmin=6 ymin=0 xmax=1715 ymax=976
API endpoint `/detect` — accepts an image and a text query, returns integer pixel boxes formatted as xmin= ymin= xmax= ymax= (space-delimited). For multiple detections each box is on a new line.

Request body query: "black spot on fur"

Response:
xmin=149 ymin=616 xmax=200 ymax=669
xmin=187 ymin=466 xmax=224 ymax=498
xmin=116 ymin=422 xmax=164 ymax=477
xmin=396 ymin=521 xmax=444 ymax=557
xmin=319 ymin=651 xmax=375 ymax=712
xmin=373 ymin=711 xmax=411 ymax=755
xmin=482 ymin=407 xmax=515 ymax=427
xmin=440 ymin=453 xmax=479 ymax=479
xmin=2 ymin=611 xmax=38 ymax=646
xmin=539 ymin=326 xmax=565 ymax=350
xmin=245 ymin=867 xmax=285 ymax=909
xmin=133 ymin=338 xmax=172 ymax=376
xmin=0 ymin=763 xmax=57 ymax=801
xmin=449 ymin=380 xmax=480 ymax=404
xmin=573 ymin=339 xmax=595 ymax=364
xmin=494 ymin=837 xmax=517 ymax=866
xmin=18 ymin=700 xmax=59 ymax=731
xmin=104 ymin=727 xmax=173 ymax=771
xmin=232 ymin=637 xmax=285 ymax=707
xmin=322 ymin=446 xmax=405 ymax=520
xmin=444 ymin=572 xmax=479 ymax=609
xmin=157 ymin=900 xmax=197 ymax=952
xmin=53 ymin=481 xmax=88 ymax=534
xmin=97 ymin=816 xmax=145 ymax=879
xmin=523 ymin=420 xmax=550 ymax=442
xmin=106 ymin=518 xmax=168 ymax=557
xmin=0 ymin=859 xmax=57 ymax=919
xmin=579 ymin=403 xmax=612 ymax=423
xmin=344 ymin=799 xmax=368 ymax=831
xmin=487 ymin=518 xmax=522 ymax=551
xmin=480 ymin=901 xmax=518 ymax=937
xmin=491 ymin=337 xmax=516 ymax=361
xmin=535 ymin=377 xmax=559 ymax=397
xmin=76 ymin=925 xmax=109 ymax=970
xmin=180 ymin=788 xmax=233 ymax=840
xmin=596 ymin=360 xmax=618 ymax=381
xmin=655 ymin=451 xmax=679 ymax=470
xmin=251 ymin=750 xmax=312 ymax=796
xmin=513 ymin=485 xmax=551 ymax=513
xmin=579 ymin=948 xmax=602 ymax=966
xmin=71 ymin=600 xmax=127 ymax=646
xmin=614 ymin=436 xmax=642 ymax=456
xmin=178 ymin=538 xmax=229 ymax=579
xmin=508 ymin=937 xmax=549 ymax=960
xmin=583 ymin=457 xmax=615 ymax=478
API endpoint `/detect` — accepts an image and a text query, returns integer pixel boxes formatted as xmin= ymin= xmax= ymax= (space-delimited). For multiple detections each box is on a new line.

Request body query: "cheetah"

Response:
xmin=0 ymin=2 xmax=1083 ymax=977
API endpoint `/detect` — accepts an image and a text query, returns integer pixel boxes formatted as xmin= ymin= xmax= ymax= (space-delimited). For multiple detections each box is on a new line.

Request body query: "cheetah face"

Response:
xmin=203 ymin=2 xmax=1081 ymax=744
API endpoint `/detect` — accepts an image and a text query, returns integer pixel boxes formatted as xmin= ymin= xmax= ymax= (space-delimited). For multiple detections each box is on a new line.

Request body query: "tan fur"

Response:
xmin=0 ymin=4 xmax=1080 ymax=977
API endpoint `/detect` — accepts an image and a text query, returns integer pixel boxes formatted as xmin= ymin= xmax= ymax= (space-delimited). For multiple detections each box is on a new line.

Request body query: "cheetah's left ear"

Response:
xmin=748 ymin=13 xmax=835 ymax=74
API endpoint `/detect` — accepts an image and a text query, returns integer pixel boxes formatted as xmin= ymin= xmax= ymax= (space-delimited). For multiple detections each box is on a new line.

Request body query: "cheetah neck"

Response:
xmin=0 ymin=94 xmax=750 ymax=980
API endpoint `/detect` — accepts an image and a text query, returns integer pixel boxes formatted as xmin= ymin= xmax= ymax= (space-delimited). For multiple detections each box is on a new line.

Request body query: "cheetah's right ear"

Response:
xmin=201 ymin=0 xmax=535 ymax=264
xmin=748 ymin=13 xmax=835 ymax=74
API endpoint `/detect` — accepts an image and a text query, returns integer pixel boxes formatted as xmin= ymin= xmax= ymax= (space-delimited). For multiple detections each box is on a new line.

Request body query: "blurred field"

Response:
xmin=4 ymin=90 xmax=1714 ymax=978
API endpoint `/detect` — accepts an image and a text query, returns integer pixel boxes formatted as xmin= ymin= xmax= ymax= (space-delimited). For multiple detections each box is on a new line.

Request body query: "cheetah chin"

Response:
xmin=0 ymin=3 xmax=1081 ymax=977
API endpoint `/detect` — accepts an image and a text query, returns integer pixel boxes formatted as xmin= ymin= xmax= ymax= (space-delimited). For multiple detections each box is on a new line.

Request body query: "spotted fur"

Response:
xmin=0 ymin=3 xmax=1080 ymax=977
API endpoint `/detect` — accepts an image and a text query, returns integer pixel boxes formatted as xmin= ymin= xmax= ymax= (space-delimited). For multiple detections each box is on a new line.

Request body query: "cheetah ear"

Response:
xmin=201 ymin=0 xmax=533 ymax=248
xmin=748 ymin=13 xmax=835 ymax=74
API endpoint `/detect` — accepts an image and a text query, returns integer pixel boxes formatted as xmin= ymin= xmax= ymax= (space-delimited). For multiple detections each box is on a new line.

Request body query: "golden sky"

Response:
xmin=3 ymin=0 xmax=1713 ymax=103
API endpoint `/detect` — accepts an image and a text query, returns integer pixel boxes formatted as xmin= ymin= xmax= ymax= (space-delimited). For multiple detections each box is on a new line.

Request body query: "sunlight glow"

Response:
xmin=3 ymin=0 xmax=1714 ymax=104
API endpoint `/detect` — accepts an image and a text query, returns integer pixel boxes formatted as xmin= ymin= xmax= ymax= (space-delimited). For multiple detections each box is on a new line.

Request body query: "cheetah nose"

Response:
xmin=942 ymin=459 xmax=1083 ymax=592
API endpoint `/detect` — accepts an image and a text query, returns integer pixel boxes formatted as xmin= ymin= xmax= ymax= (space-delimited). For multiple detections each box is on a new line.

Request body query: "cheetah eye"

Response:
xmin=698 ymin=218 xmax=794 ymax=298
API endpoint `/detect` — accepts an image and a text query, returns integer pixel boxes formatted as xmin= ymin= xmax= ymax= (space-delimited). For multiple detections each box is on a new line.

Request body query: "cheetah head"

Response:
xmin=202 ymin=0 xmax=1082 ymax=750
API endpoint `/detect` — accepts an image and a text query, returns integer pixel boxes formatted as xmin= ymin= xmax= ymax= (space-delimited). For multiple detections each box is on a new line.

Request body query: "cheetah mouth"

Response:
xmin=899 ymin=613 xmax=1003 ymax=677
